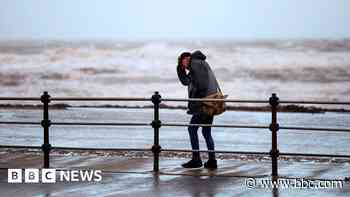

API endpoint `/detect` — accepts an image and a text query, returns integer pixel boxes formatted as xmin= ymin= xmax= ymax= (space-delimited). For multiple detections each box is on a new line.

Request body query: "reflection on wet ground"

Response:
xmin=0 ymin=153 xmax=349 ymax=197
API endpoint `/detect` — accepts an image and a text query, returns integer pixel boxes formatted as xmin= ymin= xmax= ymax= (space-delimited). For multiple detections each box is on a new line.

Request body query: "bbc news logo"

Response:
xmin=8 ymin=169 xmax=102 ymax=183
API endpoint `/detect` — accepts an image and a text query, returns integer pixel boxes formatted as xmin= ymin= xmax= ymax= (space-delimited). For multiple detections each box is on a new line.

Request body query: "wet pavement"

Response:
xmin=0 ymin=152 xmax=349 ymax=197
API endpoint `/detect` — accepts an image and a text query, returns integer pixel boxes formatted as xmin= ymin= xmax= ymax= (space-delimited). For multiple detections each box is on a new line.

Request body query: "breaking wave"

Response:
xmin=0 ymin=39 xmax=350 ymax=102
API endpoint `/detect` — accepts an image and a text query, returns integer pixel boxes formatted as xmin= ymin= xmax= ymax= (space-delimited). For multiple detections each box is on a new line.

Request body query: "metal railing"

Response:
xmin=0 ymin=91 xmax=350 ymax=180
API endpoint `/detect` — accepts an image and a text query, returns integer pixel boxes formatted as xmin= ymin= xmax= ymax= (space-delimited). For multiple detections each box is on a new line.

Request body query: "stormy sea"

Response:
xmin=0 ymin=39 xmax=350 ymax=103
xmin=0 ymin=39 xmax=350 ymax=163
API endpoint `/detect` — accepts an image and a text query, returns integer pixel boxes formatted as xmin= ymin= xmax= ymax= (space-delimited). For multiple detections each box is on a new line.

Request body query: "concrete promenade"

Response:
xmin=0 ymin=152 xmax=349 ymax=197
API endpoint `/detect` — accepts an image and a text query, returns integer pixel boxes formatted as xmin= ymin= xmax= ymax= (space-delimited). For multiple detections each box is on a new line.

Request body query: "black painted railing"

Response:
xmin=0 ymin=91 xmax=350 ymax=181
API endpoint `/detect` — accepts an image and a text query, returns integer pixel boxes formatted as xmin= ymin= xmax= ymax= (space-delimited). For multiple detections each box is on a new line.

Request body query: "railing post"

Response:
xmin=151 ymin=91 xmax=162 ymax=173
xmin=269 ymin=93 xmax=279 ymax=179
xmin=41 ymin=91 xmax=51 ymax=168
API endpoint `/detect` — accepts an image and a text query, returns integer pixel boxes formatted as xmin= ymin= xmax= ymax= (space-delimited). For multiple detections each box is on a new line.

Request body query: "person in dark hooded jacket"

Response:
xmin=176 ymin=50 xmax=219 ymax=169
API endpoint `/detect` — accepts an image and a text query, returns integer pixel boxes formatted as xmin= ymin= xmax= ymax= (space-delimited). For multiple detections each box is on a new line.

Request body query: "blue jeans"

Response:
xmin=188 ymin=113 xmax=215 ymax=160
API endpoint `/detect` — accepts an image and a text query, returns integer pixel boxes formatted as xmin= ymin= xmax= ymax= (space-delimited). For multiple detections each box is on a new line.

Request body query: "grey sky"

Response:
xmin=0 ymin=0 xmax=349 ymax=40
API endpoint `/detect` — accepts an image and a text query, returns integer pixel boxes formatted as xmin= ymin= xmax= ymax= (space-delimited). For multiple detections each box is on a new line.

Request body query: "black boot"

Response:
xmin=182 ymin=159 xmax=203 ymax=168
xmin=204 ymin=159 xmax=217 ymax=169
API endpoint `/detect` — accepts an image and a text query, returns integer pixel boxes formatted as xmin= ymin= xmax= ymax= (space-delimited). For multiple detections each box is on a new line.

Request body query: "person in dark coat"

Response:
xmin=176 ymin=50 xmax=219 ymax=169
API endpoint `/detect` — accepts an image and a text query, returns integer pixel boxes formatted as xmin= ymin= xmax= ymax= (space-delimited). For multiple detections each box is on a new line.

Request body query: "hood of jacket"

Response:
xmin=191 ymin=50 xmax=206 ymax=60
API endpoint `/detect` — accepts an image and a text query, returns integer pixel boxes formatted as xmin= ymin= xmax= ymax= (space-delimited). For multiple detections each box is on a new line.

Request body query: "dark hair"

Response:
xmin=178 ymin=52 xmax=191 ymax=66
xmin=180 ymin=52 xmax=191 ymax=59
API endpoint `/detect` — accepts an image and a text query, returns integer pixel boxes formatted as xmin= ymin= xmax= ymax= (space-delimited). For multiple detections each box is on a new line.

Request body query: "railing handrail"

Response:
xmin=0 ymin=97 xmax=41 ymax=101
xmin=1 ymin=120 xmax=350 ymax=133
xmin=1 ymin=96 xmax=350 ymax=105
xmin=0 ymin=91 xmax=349 ymax=181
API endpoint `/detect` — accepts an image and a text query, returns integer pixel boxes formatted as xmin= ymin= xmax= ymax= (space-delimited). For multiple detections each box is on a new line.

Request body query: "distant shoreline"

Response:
xmin=0 ymin=103 xmax=349 ymax=113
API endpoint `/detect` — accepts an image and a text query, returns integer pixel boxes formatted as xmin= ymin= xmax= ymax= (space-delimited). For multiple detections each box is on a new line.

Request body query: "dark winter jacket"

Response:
xmin=176 ymin=50 xmax=219 ymax=114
